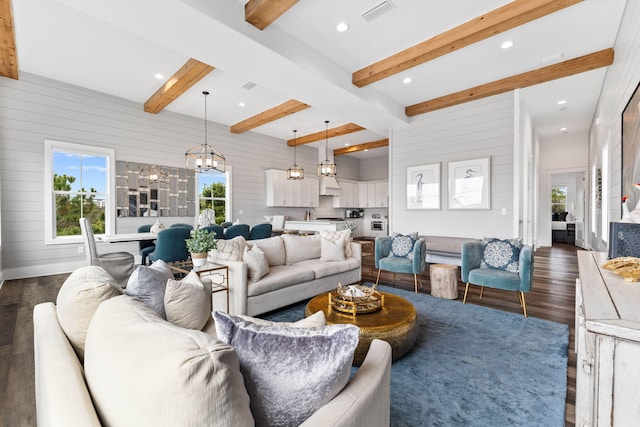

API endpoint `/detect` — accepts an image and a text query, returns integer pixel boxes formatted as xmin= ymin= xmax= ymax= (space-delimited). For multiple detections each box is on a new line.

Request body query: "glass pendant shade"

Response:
xmin=185 ymin=91 xmax=225 ymax=173
xmin=287 ymin=129 xmax=304 ymax=180
xmin=318 ymin=120 xmax=336 ymax=177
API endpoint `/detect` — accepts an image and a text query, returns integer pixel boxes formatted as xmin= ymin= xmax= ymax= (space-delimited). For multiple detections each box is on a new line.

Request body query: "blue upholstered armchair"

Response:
xmin=202 ymin=224 xmax=224 ymax=240
xmin=461 ymin=240 xmax=533 ymax=317
xmin=374 ymin=235 xmax=426 ymax=293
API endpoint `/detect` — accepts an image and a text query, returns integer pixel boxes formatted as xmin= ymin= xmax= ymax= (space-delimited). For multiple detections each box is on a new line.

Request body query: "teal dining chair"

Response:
xmin=148 ymin=227 xmax=191 ymax=264
xmin=137 ymin=224 xmax=156 ymax=265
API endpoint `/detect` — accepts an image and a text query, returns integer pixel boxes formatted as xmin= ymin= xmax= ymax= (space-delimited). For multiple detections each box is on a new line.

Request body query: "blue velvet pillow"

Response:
xmin=480 ymin=238 xmax=522 ymax=273
xmin=125 ymin=260 xmax=173 ymax=319
xmin=390 ymin=232 xmax=418 ymax=259
xmin=213 ymin=311 xmax=359 ymax=427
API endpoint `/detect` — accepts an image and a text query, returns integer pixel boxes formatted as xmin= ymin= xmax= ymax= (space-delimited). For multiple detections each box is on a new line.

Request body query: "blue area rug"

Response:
xmin=261 ymin=285 xmax=569 ymax=427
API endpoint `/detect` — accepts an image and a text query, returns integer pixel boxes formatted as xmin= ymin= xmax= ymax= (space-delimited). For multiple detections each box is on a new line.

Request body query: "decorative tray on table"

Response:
xmin=330 ymin=283 xmax=384 ymax=315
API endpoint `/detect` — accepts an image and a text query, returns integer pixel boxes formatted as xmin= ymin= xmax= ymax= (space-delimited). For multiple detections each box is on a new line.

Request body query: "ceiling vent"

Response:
xmin=242 ymin=81 xmax=256 ymax=90
xmin=361 ymin=1 xmax=396 ymax=22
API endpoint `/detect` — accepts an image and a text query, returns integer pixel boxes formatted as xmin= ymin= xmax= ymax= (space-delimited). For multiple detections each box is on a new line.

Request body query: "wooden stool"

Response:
xmin=430 ymin=264 xmax=458 ymax=299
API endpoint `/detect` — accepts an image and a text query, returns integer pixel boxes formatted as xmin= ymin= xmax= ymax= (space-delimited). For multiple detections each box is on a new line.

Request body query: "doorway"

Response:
xmin=550 ymin=171 xmax=586 ymax=247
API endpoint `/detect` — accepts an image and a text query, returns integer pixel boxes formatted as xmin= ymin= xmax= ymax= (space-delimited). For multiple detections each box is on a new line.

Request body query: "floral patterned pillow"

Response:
xmin=390 ymin=232 xmax=419 ymax=259
xmin=480 ymin=238 xmax=523 ymax=273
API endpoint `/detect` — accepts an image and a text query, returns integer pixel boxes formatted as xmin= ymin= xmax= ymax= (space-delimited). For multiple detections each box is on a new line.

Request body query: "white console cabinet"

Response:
xmin=576 ymin=251 xmax=640 ymax=426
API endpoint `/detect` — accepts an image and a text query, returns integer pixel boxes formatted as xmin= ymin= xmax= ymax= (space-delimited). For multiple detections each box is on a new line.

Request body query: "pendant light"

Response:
xmin=185 ymin=91 xmax=225 ymax=173
xmin=317 ymin=120 xmax=337 ymax=177
xmin=287 ymin=129 xmax=304 ymax=180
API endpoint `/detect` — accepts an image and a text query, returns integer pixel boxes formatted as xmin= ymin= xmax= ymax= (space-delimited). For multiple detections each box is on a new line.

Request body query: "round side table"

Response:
xmin=430 ymin=264 xmax=458 ymax=299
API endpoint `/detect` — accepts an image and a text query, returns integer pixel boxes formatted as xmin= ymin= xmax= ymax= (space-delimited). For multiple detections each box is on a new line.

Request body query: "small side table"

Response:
xmin=169 ymin=261 xmax=229 ymax=312
xmin=430 ymin=264 xmax=458 ymax=299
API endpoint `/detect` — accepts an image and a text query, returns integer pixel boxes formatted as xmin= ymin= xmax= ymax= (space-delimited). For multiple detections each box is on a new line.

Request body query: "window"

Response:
xmin=197 ymin=167 xmax=231 ymax=225
xmin=551 ymin=185 xmax=567 ymax=215
xmin=44 ymin=140 xmax=115 ymax=244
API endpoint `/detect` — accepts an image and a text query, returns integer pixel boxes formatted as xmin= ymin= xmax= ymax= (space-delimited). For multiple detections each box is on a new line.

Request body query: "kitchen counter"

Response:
xmin=284 ymin=220 xmax=347 ymax=233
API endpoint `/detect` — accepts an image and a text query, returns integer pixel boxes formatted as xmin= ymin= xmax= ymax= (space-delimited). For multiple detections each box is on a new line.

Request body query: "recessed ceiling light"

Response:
xmin=336 ymin=22 xmax=349 ymax=32
xmin=403 ymin=77 xmax=412 ymax=84
xmin=560 ymin=127 xmax=567 ymax=132
xmin=344 ymin=143 xmax=350 ymax=146
xmin=154 ymin=73 xmax=164 ymax=80
xmin=558 ymin=100 xmax=567 ymax=105
xmin=501 ymin=40 xmax=514 ymax=49
xmin=238 ymin=102 xmax=246 ymax=107
xmin=364 ymin=149 xmax=369 ymax=152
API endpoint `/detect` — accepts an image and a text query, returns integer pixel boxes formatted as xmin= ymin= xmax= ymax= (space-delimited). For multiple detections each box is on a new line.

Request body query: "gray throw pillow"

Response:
xmin=213 ymin=311 xmax=359 ymax=427
xmin=125 ymin=260 xmax=173 ymax=319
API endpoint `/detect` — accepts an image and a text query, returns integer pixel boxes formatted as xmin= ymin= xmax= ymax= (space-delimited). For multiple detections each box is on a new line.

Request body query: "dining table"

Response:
xmin=97 ymin=232 xmax=157 ymax=243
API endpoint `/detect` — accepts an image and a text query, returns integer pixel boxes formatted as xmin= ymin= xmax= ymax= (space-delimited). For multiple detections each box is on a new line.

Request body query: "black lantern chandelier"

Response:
xmin=185 ymin=91 xmax=225 ymax=173
xmin=317 ymin=120 xmax=336 ymax=177
xmin=287 ymin=129 xmax=304 ymax=180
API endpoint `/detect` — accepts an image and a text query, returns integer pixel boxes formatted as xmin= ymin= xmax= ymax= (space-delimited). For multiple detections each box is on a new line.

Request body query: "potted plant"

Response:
xmin=185 ymin=227 xmax=218 ymax=266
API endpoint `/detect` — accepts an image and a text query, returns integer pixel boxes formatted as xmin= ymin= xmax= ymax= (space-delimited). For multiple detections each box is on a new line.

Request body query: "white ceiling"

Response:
xmin=12 ymin=0 xmax=627 ymax=159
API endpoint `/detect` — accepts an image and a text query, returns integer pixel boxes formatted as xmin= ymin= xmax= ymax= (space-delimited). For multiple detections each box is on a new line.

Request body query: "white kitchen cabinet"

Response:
xmin=265 ymin=170 xmax=319 ymax=207
xmin=576 ymin=251 xmax=640 ymax=426
xmin=358 ymin=180 xmax=388 ymax=208
xmin=333 ymin=180 xmax=359 ymax=208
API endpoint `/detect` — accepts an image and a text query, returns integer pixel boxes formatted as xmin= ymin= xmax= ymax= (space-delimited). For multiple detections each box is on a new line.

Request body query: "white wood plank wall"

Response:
xmin=0 ymin=73 xmax=323 ymax=279
xmin=390 ymin=92 xmax=516 ymax=239
xmin=590 ymin=0 xmax=640 ymax=251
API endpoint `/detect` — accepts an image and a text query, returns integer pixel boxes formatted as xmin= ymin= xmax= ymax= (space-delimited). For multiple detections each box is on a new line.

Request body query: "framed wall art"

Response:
xmin=406 ymin=163 xmax=440 ymax=210
xmin=448 ymin=157 xmax=491 ymax=210
xmin=622 ymin=80 xmax=640 ymax=216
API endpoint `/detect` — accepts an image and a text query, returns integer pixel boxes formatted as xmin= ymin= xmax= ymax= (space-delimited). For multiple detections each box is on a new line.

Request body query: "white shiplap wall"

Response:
xmin=390 ymin=92 xmax=516 ymax=238
xmin=359 ymin=156 xmax=389 ymax=181
xmin=0 ymin=73 xmax=324 ymax=279
xmin=590 ymin=0 xmax=640 ymax=251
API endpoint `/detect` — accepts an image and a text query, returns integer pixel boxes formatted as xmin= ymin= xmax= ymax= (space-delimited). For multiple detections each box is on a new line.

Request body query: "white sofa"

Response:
xmin=33 ymin=266 xmax=391 ymax=427
xmin=210 ymin=234 xmax=362 ymax=316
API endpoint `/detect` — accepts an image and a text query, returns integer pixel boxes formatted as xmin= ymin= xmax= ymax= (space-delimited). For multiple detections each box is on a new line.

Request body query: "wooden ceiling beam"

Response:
xmin=231 ymin=99 xmax=309 ymax=134
xmin=334 ymin=139 xmax=389 ymax=156
xmin=288 ymin=123 xmax=365 ymax=146
xmin=406 ymin=48 xmax=614 ymax=117
xmin=245 ymin=0 xmax=299 ymax=30
xmin=144 ymin=58 xmax=214 ymax=114
xmin=0 ymin=0 xmax=19 ymax=80
xmin=352 ymin=0 xmax=582 ymax=88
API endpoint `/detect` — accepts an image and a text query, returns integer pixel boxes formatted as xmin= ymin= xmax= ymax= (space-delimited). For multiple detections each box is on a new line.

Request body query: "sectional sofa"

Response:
xmin=208 ymin=233 xmax=362 ymax=316
xmin=33 ymin=265 xmax=391 ymax=426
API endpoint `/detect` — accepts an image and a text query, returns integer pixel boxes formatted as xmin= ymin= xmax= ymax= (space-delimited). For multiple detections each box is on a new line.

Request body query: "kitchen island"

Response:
xmin=284 ymin=220 xmax=347 ymax=233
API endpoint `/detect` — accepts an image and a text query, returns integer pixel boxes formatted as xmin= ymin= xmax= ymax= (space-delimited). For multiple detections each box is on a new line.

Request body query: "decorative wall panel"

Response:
xmin=115 ymin=161 xmax=195 ymax=217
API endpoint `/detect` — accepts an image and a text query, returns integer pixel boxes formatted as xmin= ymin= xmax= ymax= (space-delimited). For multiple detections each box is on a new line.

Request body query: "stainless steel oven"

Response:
xmin=371 ymin=220 xmax=384 ymax=231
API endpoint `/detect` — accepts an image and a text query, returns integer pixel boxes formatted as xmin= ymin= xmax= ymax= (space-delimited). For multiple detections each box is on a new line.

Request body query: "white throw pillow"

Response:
xmin=85 ymin=296 xmax=254 ymax=427
xmin=281 ymin=234 xmax=321 ymax=264
xmin=320 ymin=234 xmax=346 ymax=262
xmin=56 ymin=266 xmax=123 ymax=361
xmin=210 ymin=236 xmax=246 ymax=262
xmin=164 ymin=271 xmax=210 ymax=330
xmin=248 ymin=236 xmax=286 ymax=266
xmin=320 ymin=230 xmax=352 ymax=258
xmin=243 ymin=245 xmax=270 ymax=282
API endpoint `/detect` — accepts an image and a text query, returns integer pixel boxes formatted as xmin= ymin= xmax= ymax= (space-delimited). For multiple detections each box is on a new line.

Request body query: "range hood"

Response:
xmin=319 ymin=176 xmax=341 ymax=196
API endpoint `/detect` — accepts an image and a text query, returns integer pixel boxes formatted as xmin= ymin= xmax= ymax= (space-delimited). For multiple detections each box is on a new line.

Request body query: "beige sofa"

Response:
xmin=34 ymin=266 xmax=390 ymax=427
xmin=210 ymin=234 xmax=362 ymax=316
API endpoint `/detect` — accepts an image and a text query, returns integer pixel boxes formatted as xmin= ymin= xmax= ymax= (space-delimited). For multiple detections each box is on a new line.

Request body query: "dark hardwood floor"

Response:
xmin=0 ymin=243 xmax=578 ymax=426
